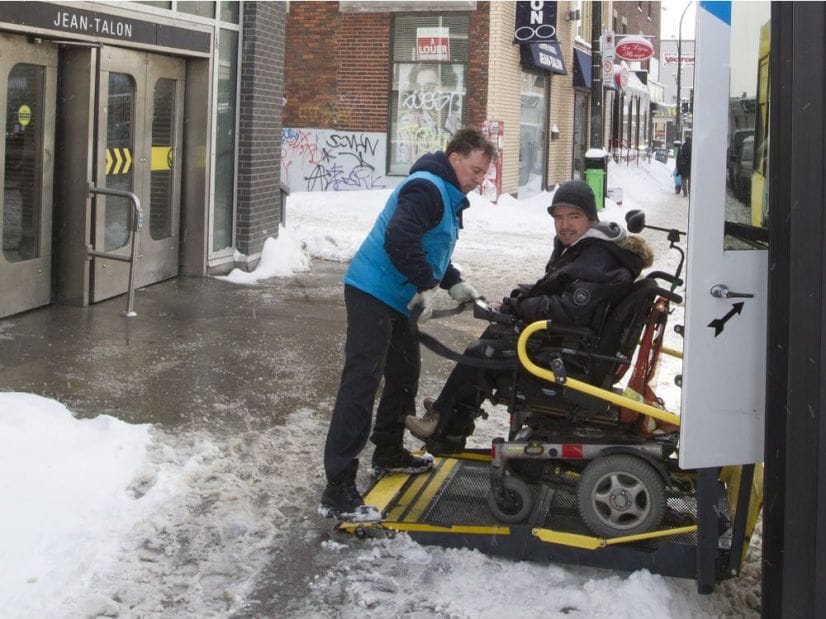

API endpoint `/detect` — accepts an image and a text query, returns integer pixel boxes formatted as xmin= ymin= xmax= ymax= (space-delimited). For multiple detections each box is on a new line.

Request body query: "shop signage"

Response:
xmin=615 ymin=35 xmax=654 ymax=61
xmin=0 ymin=1 xmax=210 ymax=54
xmin=533 ymin=42 xmax=565 ymax=73
xmin=664 ymin=54 xmax=696 ymax=65
xmin=519 ymin=41 xmax=566 ymax=75
xmin=513 ymin=0 xmax=558 ymax=44
xmin=416 ymin=27 xmax=450 ymax=61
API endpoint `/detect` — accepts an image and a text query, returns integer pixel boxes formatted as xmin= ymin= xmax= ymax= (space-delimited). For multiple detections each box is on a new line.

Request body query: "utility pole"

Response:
xmin=676 ymin=2 xmax=693 ymax=140
xmin=590 ymin=1 xmax=603 ymax=147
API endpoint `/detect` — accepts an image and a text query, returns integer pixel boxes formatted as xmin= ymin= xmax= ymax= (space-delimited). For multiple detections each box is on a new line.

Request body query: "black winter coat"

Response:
xmin=509 ymin=222 xmax=653 ymax=327
xmin=676 ymin=139 xmax=692 ymax=178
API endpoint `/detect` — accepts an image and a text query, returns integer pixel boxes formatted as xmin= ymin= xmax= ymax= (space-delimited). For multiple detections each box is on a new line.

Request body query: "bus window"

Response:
xmin=724 ymin=2 xmax=770 ymax=250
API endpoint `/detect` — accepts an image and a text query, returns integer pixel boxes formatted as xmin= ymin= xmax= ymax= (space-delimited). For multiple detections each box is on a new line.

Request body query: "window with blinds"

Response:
xmin=389 ymin=14 xmax=469 ymax=175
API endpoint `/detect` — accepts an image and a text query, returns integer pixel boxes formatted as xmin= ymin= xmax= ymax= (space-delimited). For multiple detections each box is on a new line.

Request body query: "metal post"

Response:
xmin=590 ymin=1 xmax=603 ymax=147
xmin=676 ymin=2 xmax=694 ymax=140
xmin=88 ymin=185 xmax=143 ymax=317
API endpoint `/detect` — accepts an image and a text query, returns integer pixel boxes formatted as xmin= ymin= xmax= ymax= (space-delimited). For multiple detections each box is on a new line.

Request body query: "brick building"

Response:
xmin=283 ymin=1 xmax=661 ymax=199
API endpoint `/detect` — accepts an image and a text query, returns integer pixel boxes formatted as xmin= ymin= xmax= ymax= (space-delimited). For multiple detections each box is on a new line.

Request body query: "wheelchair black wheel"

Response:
xmin=487 ymin=476 xmax=533 ymax=523
xmin=576 ymin=454 xmax=665 ymax=538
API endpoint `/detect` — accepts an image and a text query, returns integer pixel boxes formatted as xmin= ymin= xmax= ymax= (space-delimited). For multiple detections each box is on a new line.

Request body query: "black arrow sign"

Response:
xmin=707 ymin=302 xmax=744 ymax=337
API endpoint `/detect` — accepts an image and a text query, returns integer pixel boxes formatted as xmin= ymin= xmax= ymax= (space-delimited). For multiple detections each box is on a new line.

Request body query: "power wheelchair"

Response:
xmin=420 ymin=211 xmax=687 ymax=537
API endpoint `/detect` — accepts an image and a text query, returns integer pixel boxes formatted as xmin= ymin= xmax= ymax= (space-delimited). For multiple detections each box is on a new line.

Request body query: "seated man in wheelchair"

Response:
xmin=404 ymin=179 xmax=653 ymax=451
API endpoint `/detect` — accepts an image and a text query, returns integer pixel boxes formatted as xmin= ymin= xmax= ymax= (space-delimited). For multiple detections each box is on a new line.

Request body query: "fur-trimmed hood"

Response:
xmin=617 ymin=234 xmax=654 ymax=269
xmin=564 ymin=222 xmax=654 ymax=272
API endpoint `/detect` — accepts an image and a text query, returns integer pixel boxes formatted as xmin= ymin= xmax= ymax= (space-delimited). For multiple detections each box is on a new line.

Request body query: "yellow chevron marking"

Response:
xmin=122 ymin=148 xmax=132 ymax=174
xmin=112 ymin=148 xmax=123 ymax=175
xmin=105 ymin=149 xmax=113 ymax=175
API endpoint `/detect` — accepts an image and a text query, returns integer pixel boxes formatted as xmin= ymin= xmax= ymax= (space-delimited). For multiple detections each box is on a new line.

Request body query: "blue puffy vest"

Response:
xmin=343 ymin=171 xmax=466 ymax=316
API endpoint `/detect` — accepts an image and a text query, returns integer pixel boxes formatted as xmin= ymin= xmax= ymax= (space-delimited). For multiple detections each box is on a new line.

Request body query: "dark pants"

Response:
xmin=323 ymin=285 xmax=420 ymax=483
xmin=432 ymin=324 xmax=514 ymax=437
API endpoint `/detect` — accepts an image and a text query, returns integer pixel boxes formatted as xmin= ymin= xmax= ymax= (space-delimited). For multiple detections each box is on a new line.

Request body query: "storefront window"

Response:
xmin=572 ymin=91 xmax=588 ymax=180
xmin=212 ymin=28 xmax=238 ymax=252
xmin=518 ymin=71 xmax=548 ymax=197
xmin=389 ymin=15 xmax=469 ymax=176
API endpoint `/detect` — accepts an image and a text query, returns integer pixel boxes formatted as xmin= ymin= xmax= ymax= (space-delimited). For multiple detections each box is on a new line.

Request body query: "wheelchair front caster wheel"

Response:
xmin=487 ymin=476 xmax=533 ymax=523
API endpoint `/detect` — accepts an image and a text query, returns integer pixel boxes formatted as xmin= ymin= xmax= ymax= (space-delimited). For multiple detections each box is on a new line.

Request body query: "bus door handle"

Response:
xmin=710 ymin=284 xmax=754 ymax=299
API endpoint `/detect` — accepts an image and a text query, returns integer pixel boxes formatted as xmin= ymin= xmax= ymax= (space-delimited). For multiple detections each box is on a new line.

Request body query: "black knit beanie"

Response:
xmin=546 ymin=180 xmax=599 ymax=221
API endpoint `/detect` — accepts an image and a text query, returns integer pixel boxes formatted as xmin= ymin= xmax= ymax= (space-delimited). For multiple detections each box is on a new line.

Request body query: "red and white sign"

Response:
xmin=614 ymin=64 xmax=629 ymax=90
xmin=663 ymin=54 xmax=695 ymax=65
xmin=417 ymin=27 xmax=450 ymax=61
xmin=615 ymin=35 xmax=654 ymax=61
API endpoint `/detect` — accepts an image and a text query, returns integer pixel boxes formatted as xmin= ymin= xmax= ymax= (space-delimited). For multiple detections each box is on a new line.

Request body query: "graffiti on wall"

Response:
xmin=391 ymin=63 xmax=465 ymax=175
xmin=281 ymin=128 xmax=387 ymax=192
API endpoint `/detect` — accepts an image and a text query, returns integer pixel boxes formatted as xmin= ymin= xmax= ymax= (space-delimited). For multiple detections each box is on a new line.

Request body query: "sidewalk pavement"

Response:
xmin=0 ymin=263 xmax=349 ymax=429
xmin=0 ymin=263 xmax=479 ymax=615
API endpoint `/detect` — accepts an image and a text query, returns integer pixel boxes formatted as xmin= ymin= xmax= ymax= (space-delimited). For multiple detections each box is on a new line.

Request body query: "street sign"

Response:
xmin=601 ymin=32 xmax=615 ymax=87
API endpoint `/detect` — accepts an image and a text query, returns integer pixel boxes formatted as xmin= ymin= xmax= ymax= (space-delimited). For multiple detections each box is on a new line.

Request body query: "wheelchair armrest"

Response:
xmin=473 ymin=299 xmax=517 ymax=324
xmin=646 ymin=271 xmax=684 ymax=289
xmin=650 ymin=287 xmax=683 ymax=304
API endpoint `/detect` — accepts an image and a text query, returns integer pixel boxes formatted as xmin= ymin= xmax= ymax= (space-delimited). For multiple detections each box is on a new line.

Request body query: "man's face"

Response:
xmin=449 ymin=150 xmax=491 ymax=193
xmin=552 ymin=205 xmax=592 ymax=246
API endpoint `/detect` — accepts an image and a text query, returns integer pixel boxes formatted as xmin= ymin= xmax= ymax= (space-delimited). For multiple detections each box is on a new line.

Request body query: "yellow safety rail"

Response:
xmin=661 ymin=345 xmax=683 ymax=359
xmin=531 ymin=524 xmax=698 ymax=550
xmin=516 ymin=321 xmax=682 ymax=427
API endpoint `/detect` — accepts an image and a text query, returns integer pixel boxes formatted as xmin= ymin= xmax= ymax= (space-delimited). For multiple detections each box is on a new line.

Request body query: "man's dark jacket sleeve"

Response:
xmin=384 ymin=180 xmax=464 ymax=292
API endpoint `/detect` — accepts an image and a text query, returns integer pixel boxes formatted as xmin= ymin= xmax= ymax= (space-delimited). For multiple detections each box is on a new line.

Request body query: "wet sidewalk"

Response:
xmin=0 ymin=261 xmax=475 ymax=615
xmin=0 ymin=263 xmax=351 ymax=429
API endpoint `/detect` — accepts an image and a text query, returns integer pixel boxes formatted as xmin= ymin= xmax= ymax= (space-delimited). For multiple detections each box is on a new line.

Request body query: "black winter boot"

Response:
xmin=320 ymin=460 xmax=364 ymax=518
xmin=372 ymin=445 xmax=433 ymax=475
xmin=424 ymin=435 xmax=467 ymax=456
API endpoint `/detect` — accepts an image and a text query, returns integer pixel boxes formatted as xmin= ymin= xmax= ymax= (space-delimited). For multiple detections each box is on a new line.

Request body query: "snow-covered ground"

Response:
xmin=0 ymin=158 xmax=760 ymax=617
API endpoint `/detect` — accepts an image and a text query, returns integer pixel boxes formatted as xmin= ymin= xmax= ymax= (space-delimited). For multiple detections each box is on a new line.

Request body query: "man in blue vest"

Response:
xmin=320 ymin=128 xmax=496 ymax=518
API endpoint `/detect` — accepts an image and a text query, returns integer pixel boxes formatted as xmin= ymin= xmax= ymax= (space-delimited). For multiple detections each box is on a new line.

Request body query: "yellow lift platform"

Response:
xmin=338 ymin=450 xmax=761 ymax=592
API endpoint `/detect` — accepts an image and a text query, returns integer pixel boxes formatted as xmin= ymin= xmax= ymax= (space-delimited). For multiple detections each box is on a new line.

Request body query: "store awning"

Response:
xmin=573 ymin=48 xmax=591 ymax=89
xmin=520 ymin=41 xmax=567 ymax=75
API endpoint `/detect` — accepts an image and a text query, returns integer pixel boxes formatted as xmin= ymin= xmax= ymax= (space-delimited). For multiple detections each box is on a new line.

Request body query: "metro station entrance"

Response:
xmin=0 ymin=34 xmax=188 ymax=318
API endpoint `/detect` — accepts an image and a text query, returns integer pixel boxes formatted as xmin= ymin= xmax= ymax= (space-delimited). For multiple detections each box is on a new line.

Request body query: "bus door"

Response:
xmin=680 ymin=1 xmax=771 ymax=469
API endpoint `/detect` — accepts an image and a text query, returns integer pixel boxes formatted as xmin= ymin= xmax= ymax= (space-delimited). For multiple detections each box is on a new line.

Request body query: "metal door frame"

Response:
xmin=91 ymin=45 xmax=185 ymax=304
xmin=0 ymin=33 xmax=57 ymax=318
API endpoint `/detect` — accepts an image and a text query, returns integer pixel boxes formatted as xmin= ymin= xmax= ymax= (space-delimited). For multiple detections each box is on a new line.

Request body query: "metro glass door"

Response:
xmin=0 ymin=34 xmax=57 ymax=318
xmin=92 ymin=47 xmax=184 ymax=303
